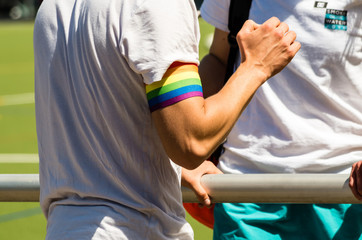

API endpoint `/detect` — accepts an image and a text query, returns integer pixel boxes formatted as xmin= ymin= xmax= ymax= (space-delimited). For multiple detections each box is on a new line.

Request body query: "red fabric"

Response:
xmin=183 ymin=145 xmax=222 ymax=229
xmin=183 ymin=202 xmax=214 ymax=229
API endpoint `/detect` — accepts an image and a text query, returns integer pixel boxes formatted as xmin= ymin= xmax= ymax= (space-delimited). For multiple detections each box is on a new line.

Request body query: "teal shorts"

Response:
xmin=213 ymin=203 xmax=362 ymax=240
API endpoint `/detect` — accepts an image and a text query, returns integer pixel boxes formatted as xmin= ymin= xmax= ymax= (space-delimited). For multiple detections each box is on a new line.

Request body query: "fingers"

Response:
xmin=355 ymin=162 xmax=362 ymax=200
xmin=276 ymin=22 xmax=301 ymax=56
xmin=349 ymin=165 xmax=358 ymax=198
xmin=349 ymin=161 xmax=362 ymax=200
xmin=276 ymin=21 xmax=289 ymax=36
xmin=262 ymin=17 xmax=293 ymax=42
xmin=243 ymin=17 xmax=291 ymax=38
xmin=284 ymin=31 xmax=301 ymax=54
xmin=194 ymin=161 xmax=221 ymax=206
xmin=263 ymin=16 xmax=281 ymax=28
xmin=181 ymin=161 xmax=223 ymax=207
xmin=284 ymin=30 xmax=297 ymax=44
xmin=193 ymin=184 xmax=212 ymax=207
xmin=203 ymin=161 xmax=223 ymax=174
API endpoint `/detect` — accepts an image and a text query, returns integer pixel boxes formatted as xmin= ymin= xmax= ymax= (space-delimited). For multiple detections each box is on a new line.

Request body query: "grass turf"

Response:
xmin=0 ymin=18 xmax=215 ymax=239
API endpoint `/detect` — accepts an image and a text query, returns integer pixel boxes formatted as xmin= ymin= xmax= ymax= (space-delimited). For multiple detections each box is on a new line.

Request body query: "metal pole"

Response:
xmin=183 ymin=174 xmax=361 ymax=204
xmin=0 ymin=174 xmax=361 ymax=203
xmin=0 ymin=174 xmax=39 ymax=202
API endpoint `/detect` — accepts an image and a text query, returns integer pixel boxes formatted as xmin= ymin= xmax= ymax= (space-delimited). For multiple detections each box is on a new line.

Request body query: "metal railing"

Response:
xmin=0 ymin=174 xmax=39 ymax=202
xmin=1 ymin=174 xmax=361 ymax=204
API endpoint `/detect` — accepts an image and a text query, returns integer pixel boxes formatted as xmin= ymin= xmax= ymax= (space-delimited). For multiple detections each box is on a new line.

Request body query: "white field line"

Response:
xmin=0 ymin=154 xmax=39 ymax=163
xmin=0 ymin=92 xmax=35 ymax=107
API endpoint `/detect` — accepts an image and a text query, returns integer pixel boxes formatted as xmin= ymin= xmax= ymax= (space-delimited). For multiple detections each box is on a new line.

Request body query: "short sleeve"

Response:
xmin=121 ymin=0 xmax=200 ymax=85
xmin=200 ymin=0 xmax=230 ymax=32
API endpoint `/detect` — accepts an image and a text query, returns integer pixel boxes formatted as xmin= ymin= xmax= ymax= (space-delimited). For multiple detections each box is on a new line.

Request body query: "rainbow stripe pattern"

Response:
xmin=146 ymin=62 xmax=203 ymax=112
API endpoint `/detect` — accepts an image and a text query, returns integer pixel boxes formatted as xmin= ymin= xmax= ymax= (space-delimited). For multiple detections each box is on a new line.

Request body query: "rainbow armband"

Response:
xmin=145 ymin=62 xmax=203 ymax=112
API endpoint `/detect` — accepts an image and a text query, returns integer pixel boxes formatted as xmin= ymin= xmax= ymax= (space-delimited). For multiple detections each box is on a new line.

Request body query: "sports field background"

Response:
xmin=0 ymin=18 xmax=215 ymax=239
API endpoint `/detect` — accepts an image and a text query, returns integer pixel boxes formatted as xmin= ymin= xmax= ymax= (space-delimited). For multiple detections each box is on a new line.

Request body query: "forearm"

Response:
xmin=195 ymin=61 xmax=265 ymax=153
xmin=153 ymin=17 xmax=300 ymax=170
xmin=153 ymin=61 xmax=265 ymax=169
xmin=202 ymin=61 xmax=264 ymax=140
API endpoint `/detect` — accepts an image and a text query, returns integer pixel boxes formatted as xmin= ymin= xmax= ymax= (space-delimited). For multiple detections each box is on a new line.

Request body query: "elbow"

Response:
xmin=171 ymin=140 xmax=213 ymax=170
xmin=173 ymin=155 xmax=206 ymax=171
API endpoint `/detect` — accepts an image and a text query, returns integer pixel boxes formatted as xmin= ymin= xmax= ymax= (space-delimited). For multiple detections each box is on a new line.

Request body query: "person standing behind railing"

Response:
xmin=33 ymin=0 xmax=299 ymax=239
xmin=199 ymin=0 xmax=362 ymax=239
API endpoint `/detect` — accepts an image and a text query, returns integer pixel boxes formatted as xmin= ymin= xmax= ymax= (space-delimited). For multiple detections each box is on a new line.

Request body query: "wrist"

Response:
xmin=235 ymin=61 xmax=270 ymax=87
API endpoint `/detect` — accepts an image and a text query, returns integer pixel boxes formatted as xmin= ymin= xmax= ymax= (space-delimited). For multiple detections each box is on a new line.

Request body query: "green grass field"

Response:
xmin=0 ymin=18 xmax=215 ymax=239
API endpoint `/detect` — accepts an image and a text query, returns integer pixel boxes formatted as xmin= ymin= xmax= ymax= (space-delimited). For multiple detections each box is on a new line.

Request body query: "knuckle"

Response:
xmin=286 ymin=48 xmax=295 ymax=59
xmin=279 ymin=39 xmax=290 ymax=49
xmin=274 ymin=29 xmax=284 ymax=39
xmin=236 ymin=32 xmax=245 ymax=42
xmin=236 ymin=31 xmax=243 ymax=39
xmin=245 ymin=19 xmax=253 ymax=25
xmin=263 ymin=22 xmax=274 ymax=31
xmin=281 ymin=22 xmax=289 ymax=30
xmin=270 ymin=16 xmax=280 ymax=24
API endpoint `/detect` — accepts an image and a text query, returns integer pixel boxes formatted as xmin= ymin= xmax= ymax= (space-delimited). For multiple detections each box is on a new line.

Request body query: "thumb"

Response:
xmin=238 ymin=20 xmax=260 ymax=63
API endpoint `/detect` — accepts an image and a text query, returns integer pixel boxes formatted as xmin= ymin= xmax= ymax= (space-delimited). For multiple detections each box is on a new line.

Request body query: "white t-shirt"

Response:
xmin=201 ymin=0 xmax=362 ymax=174
xmin=34 ymin=0 xmax=199 ymax=239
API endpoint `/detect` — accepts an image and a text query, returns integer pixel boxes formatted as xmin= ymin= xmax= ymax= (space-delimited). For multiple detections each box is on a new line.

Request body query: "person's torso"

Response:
xmin=203 ymin=0 xmax=362 ymax=174
xmin=34 ymin=0 xmax=198 ymax=238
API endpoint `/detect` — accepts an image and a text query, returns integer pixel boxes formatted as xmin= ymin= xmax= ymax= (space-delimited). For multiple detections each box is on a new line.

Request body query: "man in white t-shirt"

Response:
xmin=34 ymin=0 xmax=299 ymax=239
xmin=200 ymin=0 xmax=362 ymax=239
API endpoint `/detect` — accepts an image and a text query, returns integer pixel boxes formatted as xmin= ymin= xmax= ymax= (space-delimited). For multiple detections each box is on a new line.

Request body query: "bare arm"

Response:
xmin=152 ymin=17 xmax=301 ymax=170
xmin=180 ymin=29 xmax=228 ymax=206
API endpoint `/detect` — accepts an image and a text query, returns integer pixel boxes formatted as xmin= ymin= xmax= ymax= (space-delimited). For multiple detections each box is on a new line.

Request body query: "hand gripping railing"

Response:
xmin=0 ymin=174 xmax=361 ymax=203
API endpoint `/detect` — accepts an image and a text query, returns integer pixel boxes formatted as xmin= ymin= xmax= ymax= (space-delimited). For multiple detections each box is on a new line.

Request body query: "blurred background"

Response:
xmin=0 ymin=0 xmax=214 ymax=239
xmin=0 ymin=0 xmax=42 ymax=20
xmin=0 ymin=0 xmax=203 ymax=20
